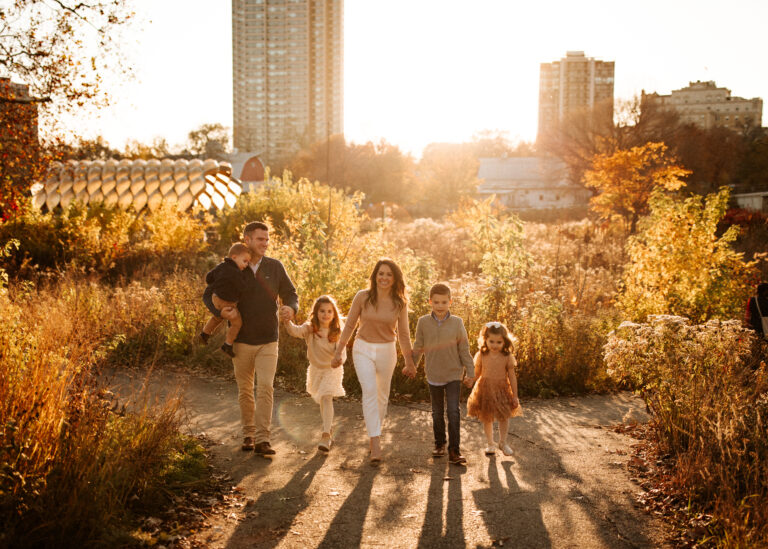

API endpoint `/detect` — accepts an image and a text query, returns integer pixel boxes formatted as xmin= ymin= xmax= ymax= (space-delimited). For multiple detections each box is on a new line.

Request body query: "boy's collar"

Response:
xmin=431 ymin=310 xmax=451 ymax=322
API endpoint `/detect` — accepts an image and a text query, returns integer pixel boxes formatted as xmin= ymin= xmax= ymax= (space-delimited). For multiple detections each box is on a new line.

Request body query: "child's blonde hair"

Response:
xmin=310 ymin=295 xmax=343 ymax=342
xmin=228 ymin=242 xmax=252 ymax=258
xmin=478 ymin=321 xmax=515 ymax=356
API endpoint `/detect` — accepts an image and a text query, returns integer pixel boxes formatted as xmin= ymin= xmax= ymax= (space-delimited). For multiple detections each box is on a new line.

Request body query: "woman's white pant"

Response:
xmin=352 ymin=339 xmax=397 ymax=437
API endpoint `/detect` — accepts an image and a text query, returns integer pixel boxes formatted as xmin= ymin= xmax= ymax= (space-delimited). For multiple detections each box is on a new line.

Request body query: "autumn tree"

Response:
xmin=0 ymin=0 xmax=134 ymax=219
xmin=411 ymin=142 xmax=480 ymax=217
xmin=737 ymin=127 xmax=768 ymax=193
xmin=184 ymin=123 xmax=231 ymax=160
xmin=46 ymin=136 xmax=122 ymax=161
xmin=618 ymin=187 xmax=757 ymax=323
xmin=671 ymin=124 xmax=747 ymax=195
xmin=467 ymin=129 xmax=533 ymax=158
xmin=288 ymin=134 xmax=414 ymax=205
xmin=537 ymin=100 xmax=619 ymax=185
xmin=1 ymin=80 xmax=40 ymax=219
xmin=583 ymin=142 xmax=689 ymax=233
xmin=122 ymin=137 xmax=172 ymax=160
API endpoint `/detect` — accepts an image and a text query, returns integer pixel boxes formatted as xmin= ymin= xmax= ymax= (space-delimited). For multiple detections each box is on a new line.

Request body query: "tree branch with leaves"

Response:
xmin=583 ymin=142 xmax=689 ymax=233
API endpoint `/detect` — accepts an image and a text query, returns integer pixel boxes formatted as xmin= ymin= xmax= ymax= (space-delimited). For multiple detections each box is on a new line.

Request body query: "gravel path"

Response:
xmin=113 ymin=370 xmax=671 ymax=549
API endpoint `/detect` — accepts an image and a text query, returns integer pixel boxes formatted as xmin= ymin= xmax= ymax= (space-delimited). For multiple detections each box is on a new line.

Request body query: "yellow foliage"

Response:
xmin=583 ymin=142 xmax=690 ymax=232
xmin=618 ymin=187 xmax=757 ymax=323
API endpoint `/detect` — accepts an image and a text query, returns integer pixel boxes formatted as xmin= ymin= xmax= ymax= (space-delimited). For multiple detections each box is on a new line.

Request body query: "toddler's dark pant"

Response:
xmin=202 ymin=286 xmax=220 ymax=316
xmin=429 ymin=380 xmax=461 ymax=451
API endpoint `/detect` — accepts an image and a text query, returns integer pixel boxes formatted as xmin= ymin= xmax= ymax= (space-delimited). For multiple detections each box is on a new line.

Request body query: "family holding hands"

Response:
xmin=200 ymin=221 xmax=522 ymax=465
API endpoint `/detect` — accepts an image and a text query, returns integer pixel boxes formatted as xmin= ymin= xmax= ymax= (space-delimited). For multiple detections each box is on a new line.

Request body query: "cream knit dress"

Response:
xmin=285 ymin=322 xmax=346 ymax=402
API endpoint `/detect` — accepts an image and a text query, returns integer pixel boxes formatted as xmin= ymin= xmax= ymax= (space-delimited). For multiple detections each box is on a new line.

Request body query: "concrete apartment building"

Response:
xmin=232 ymin=0 xmax=343 ymax=165
xmin=642 ymin=80 xmax=763 ymax=131
xmin=538 ymin=51 xmax=615 ymax=140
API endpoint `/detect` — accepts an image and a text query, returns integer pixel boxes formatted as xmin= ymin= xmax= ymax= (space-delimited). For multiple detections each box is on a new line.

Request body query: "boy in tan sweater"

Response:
xmin=412 ymin=283 xmax=475 ymax=465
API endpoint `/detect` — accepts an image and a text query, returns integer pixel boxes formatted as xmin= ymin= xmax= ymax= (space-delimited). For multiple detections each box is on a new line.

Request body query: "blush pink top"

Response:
xmin=340 ymin=290 xmax=413 ymax=354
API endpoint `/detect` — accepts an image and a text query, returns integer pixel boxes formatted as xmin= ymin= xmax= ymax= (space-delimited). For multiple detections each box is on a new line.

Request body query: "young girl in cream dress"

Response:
xmin=284 ymin=295 xmax=346 ymax=451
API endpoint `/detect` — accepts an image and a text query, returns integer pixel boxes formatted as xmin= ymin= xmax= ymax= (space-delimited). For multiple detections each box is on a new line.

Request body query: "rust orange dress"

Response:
xmin=467 ymin=351 xmax=523 ymax=423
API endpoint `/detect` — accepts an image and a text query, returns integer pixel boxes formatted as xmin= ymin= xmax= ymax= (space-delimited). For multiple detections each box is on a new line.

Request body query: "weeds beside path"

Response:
xmin=110 ymin=370 xmax=671 ymax=549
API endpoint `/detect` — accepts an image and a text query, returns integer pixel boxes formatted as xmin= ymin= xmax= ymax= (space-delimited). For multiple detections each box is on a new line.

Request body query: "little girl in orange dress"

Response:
xmin=466 ymin=321 xmax=522 ymax=456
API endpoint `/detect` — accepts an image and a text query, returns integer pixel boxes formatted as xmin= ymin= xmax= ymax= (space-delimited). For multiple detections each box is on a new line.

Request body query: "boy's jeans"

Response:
xmin=429 ymin=380 xmax=461 ymax=451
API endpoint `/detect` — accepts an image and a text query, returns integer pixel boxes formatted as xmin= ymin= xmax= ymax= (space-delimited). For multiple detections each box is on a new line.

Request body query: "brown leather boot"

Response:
xmin=448 ymin=448 xmax=467 ymax=465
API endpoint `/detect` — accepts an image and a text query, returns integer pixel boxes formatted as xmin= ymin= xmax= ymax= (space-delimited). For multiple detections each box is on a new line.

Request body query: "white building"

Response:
xmin=642 ymin=81 xmax=763 ymax=131
xmin=733 ymin=191 xmax=768 ymax=213
xmin=477 ymin=157 xmax=591 ymax=210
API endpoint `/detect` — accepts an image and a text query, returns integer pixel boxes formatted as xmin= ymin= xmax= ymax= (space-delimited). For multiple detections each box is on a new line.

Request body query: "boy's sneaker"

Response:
xmin=432 ymin=444 xmax=447 ymax=457
xmin=484 ymin=445 xmax=496 ymax=456
xmin=198 ymin=332 xmax=210 ymax=345
xmin=220 ymin=343 xmax=235 ymax=358
xmin=499 ymin=442 xmax=514 ymax=456
xmin=448 ymin=449 xmax=467 ymax=465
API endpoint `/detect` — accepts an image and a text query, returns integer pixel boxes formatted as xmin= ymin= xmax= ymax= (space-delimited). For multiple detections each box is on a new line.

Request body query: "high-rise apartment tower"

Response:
xmin=538 ymin=51 xmax=614 ymax=140
xmin=232 ymin=0 xmax=343 ymax=165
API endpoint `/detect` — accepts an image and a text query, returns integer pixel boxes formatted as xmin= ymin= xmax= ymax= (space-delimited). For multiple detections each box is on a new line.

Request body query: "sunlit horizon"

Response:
xmin=74 ymin=0 xmax=768 ymax=158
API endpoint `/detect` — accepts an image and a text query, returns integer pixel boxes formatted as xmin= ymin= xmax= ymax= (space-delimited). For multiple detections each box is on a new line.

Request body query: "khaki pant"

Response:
xmin=232 ymin=341 xmax=279 ymax=442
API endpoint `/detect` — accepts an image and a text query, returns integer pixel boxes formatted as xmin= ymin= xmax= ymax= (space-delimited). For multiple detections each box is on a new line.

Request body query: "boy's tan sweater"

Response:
xmin=412 ymin=313 xmax=475 ymax=384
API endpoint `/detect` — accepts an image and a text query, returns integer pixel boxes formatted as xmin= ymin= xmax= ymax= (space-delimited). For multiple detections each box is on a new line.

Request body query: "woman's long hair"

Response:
xmin=366 ymin=258 xmax=407 ymax=311
xmin=309 ymin=295 xmax=343 ymax=342
xmin=478 ymin=322 xmax=515 ymax=356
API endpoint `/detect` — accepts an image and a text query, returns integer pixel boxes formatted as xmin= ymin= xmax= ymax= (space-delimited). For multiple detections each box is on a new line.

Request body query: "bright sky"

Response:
xmin=87 ymin=0 xmax=768 ymax=157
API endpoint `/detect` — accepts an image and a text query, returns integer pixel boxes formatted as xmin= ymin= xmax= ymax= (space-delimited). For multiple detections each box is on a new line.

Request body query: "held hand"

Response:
xmin=331 ymin=353 xmax=343 ymax=368
xmin=402 ymin=362 xmax=417 ymax=379
xmin=279 ymin=305 xmax=294 ymax=321
xmin=463 ymin=376 xmax=475 ymax=388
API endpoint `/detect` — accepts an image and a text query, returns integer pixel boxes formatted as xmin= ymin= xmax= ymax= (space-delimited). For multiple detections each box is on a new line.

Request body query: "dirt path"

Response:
xmin=112 ymin=369 xmax=671 ymax=549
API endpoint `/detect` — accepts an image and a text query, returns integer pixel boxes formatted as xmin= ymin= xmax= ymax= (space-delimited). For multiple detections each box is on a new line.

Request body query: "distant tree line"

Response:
xmin=538 ymin=97 xmax=768 ymax=197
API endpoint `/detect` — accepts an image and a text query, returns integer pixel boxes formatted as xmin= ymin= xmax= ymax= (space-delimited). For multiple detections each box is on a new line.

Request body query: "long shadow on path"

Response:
xmin=472 ymin=455 xmax=552 ymax=549
xmin=417 ymin=461 xmax=467 ymax=548
xmin=225 ymin=453 xmax=326 ymax=549
xmin=316 ymin=466 xmax=378 ymax=549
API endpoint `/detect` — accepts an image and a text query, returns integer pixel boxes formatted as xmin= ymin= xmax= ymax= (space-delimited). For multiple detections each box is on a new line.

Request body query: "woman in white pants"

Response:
xmin=332 ymin=258 xmax=417 ymax=464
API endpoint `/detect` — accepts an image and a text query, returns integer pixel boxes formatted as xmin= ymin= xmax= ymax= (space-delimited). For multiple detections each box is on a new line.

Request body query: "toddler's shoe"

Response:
xmin=484 ymin=445 xmax=496 ymax=456
xmin=220 ymin=343 xmax=235 ymax=357
xmin=432 ymin=444 xmax=447 ymax=457
xmin=241 ymin=437 xmax=255 ymax=451
xmin=198 ymin=331 xmax=210 ymax=345
xmin=499 ymin=442 xmax=514 ymax=456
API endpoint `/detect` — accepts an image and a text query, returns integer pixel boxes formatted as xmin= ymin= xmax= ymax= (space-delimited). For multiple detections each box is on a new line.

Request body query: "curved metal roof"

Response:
xmin=31 ymin=158 xmax=243 ymax=212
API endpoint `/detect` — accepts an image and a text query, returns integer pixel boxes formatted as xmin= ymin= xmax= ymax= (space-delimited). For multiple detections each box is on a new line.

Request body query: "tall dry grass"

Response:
xmin=386 ymin=215 xmax=626 ymax=396
xmin=0 ymin=277 xmax=187 ymax=548
xmin=605 ymin=316 xmax=768 ymax=546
